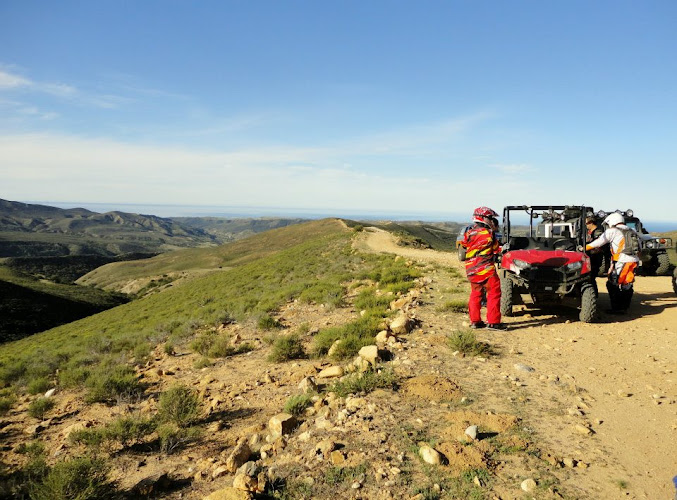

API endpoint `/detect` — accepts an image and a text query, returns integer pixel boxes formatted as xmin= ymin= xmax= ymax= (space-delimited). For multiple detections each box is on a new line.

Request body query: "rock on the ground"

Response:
xmin=269 ymin=413 xmax=297 ymax=438
xmin=358 ymin=345 xmax=381 ymax=366
xmin=418 ymin=443 xmax=443 ymax=465
xmin=298 ymin=376 xmax=318 ymax=393
xmin=202 ymin=487 xmax=252 ymax=500
xmin=521 ymin=478 xmax=537 ymax=492
xmin=465 ymin=425 xmax=478 ymax=440
xmin=225 ymin=441 xmax=252 ymax=472
xmin=389 ymin=311 xmax=412 ymax=335
xmin=318 ymin=366 xmax=344 ymax=378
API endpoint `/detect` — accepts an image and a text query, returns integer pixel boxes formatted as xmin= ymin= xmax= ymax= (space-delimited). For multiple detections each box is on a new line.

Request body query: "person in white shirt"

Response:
xmin=585 ymin=212 xmax=640 ymax=314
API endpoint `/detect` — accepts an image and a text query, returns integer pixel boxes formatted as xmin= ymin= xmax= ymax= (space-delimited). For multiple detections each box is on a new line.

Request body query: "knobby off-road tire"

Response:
xmin=655 ymin=252 xmax=670 ymax=276
xmin=500 ymin=276 xmax=514 ymax=317
xmin=579 ymin=284 xmax=597 ymax=323
xmin=457 ymin=246 xmax=466 ymax=261
xmin=672 ymin=268 xmax=677 ymax=295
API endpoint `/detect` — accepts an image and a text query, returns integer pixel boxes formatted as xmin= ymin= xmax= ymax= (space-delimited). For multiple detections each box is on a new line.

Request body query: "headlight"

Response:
xmin=510 ymin=259 xmax=531 ymax=274
xmin=646 ymin=241 xmax=655 ymax=249
xmin=626 ymin=209 xmax=633 ymax=217
xmin=565 ymin=261 xmax=583 ymax=271
xmin=596 ymin=210 xmax=606 ymax=218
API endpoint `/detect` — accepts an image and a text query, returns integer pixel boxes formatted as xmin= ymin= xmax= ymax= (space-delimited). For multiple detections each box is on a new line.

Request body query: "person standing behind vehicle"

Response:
xmin=585 ymin=215 xmax=604 ymax=293
xmin=460 ymin=207 xmax=506 ymax=330
xmin=585 ymin=212 xmax=640 ymax=314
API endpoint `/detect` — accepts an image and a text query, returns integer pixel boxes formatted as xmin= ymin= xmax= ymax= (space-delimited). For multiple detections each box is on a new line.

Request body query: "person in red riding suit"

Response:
xmin=460 ymin=207 xmax=507 ymax=331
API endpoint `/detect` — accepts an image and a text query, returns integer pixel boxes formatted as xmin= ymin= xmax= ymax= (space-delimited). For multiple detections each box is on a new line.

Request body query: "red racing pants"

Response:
xmin=468 ymin=273 xmax=501 ymax=325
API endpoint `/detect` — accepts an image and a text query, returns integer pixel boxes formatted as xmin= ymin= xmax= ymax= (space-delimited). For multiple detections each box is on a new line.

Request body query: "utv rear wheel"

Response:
xmin=579 ymin=284 xmax=597 ymax=323
xmin=500 ymin=277 xmax=514 ymax=317
xmin=655 ymin=252 xmax=670 ymax=276
xmin=457 ymin=246 xmax=466 ymax=261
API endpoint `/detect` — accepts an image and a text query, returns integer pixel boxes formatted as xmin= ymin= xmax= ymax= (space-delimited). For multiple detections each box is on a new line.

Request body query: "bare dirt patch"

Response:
xmin=401 ymin=375 xmax=463 ymax=402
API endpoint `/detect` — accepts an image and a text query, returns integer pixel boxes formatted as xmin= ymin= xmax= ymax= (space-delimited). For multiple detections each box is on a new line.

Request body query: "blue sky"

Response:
xmin=1 ymin=1 xmax=676 ymax=222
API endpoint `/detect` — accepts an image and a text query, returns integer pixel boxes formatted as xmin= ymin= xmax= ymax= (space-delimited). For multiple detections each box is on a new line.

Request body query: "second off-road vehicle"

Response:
xmin=499 ymin=205 xmax=597 ymax=322
xmin=596 ymin=209 xmax=672 ymax=275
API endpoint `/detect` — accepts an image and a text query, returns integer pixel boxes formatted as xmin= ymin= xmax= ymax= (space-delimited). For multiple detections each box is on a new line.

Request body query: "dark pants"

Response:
xmin=589 ymin=254 xmax=603 ymax=294
xmin=606 ymin=281 xmax=633 ymax=311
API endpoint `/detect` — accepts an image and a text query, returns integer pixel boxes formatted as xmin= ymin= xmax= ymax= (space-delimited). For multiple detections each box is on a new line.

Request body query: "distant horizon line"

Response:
xmin=17 ymin=199 xmax=677 ymax=231
xmin=23 ymin=199 xmax=471 ymax=223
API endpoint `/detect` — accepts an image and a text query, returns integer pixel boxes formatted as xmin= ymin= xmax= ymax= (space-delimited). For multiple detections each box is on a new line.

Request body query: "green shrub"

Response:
xmin=324 ymin=462 xmax=368 ymax=485
xmin=16 ymin=440 xmax=45 ymax=457
xmin=69 ymin=428 xmax=108 ymax=449
xmin=298 ymin=281 xmax=344 ymax=308
xmin=104 ymin=415 xmax=156 ymax=447
xmin=29 ymin=456 xmax=110 ymax=500
xmin=0 ymin=389 xmax=17 ymax=416
xmin=28 ymin=398 xmax=55 ymax=420
xmin=330 ymin=368 xmax=397 ymax=397
xmin=447 ymin=330 xmax=490 ymax=356
xmin=283 ymin=394 xmax=313 ymax=416
xmin=158 ymin=385 xmax=201 ymax=426
xmin=27 ymin=377 xmax=52 ymax=395
xmin=157 ymin=424 xmax=202 ymax=454
xmin=353 ymin=289 xmax=391 ymax=311
xmin=84 ymin=364 xmax=142 ymax=403
xmin=437 ymin=298 xmax=468 ymax=313
xmin=193 ymin=357 xmax=212 ymax=369
xmin=189 ymin=331 xmax=217 ymax=356
xmin=257 ymin=314 xmax=282 ymax=330
xmin=132 ymin=342 xmax=151 ymax=362
xmin=163 ymin=342 xmax=175 ymax=356
xmin=313 ymin=312 xmax=384 ymax=359
xmin=268 ymin=334 xmax=306 ymax=362
xmin=70 ymin=414 xmax=156 ymax=449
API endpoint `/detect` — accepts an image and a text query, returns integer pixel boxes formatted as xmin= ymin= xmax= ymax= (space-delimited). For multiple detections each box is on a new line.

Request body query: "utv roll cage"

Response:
xmin=501 ymin=205 xmax=589 ymax=252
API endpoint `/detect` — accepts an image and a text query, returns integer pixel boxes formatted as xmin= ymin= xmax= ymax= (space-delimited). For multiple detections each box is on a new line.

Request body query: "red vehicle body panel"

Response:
xmin=501 ymin=249 xmax=591 ymax=275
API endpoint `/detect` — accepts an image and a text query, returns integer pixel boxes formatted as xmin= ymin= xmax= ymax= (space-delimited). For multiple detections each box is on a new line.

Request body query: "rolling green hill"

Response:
xmin=0 ymin=218 xmax=395 ymax=386
xmin=76 ymin=218 xmax=350 ymax=292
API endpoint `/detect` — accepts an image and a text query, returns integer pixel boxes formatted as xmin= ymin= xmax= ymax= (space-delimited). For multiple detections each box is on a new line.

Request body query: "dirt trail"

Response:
xmin=358 ymin=226 xmax=677 ymax=499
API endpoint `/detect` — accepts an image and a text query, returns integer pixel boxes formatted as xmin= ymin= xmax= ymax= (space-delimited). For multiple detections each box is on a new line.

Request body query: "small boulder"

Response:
xmin=358 ymin=345 xmax=380 ymax=366
xmin=418 ymin=444 xmax=443 ymax=465
xmin=521 ymin=478 xmax=537 ymax=492
xmin=318 ymin=366 xmax=344 ymax=378
xmin=269 ymin=413 xmax=297 ymax=438
xmin=204 ymin=486 xmax=251 ymax=499
xmin=298 ymin=376 xmax=318 ymax=393
xmin=225 ymin=441 xmax=252 ymax=472
xmin=464 ymin=425 xmax=478 ymax=441
xmin=389 ymin=312 xmax=411 ymax=335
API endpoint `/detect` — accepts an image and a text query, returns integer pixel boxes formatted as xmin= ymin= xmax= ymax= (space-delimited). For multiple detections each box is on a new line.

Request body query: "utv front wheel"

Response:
xmin=673 ymin=268 xmax=677 ymax=295
xmin=655 ymin=252 xmax=670 ymax=276
xmin=500 ymin=277 xmax=514 ymax=317
xmin=579 ymin=284 xmax=597 ymax=323
xmin=457 ymin=246 xmax=466 ymax=261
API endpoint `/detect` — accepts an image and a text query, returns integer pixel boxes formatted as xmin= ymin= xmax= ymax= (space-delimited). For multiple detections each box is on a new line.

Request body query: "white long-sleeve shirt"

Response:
xmin=586 ymin=224 xmax=640 ymax=264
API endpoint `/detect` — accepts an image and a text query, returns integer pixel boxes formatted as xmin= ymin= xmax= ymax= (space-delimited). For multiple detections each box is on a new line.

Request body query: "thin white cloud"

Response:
xmin=0 ymin=66 xmax=129 ymax=110
xmin=0 ymin=70 xmax=32 ymax=89
xmin=0 ymin=132 xmax=484 ymax=212
xmin=490 ymin=163 xmax=534 ymax=174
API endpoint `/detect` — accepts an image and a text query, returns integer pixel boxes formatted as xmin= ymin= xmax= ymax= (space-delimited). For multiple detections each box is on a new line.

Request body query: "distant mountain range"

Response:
xmin=0 ymin=199 xmax=306 ymax=258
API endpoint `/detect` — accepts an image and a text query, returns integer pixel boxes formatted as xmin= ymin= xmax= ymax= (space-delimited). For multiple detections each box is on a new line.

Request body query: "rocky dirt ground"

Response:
xmin=2 ymin=225 xmax=675 ymax=499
